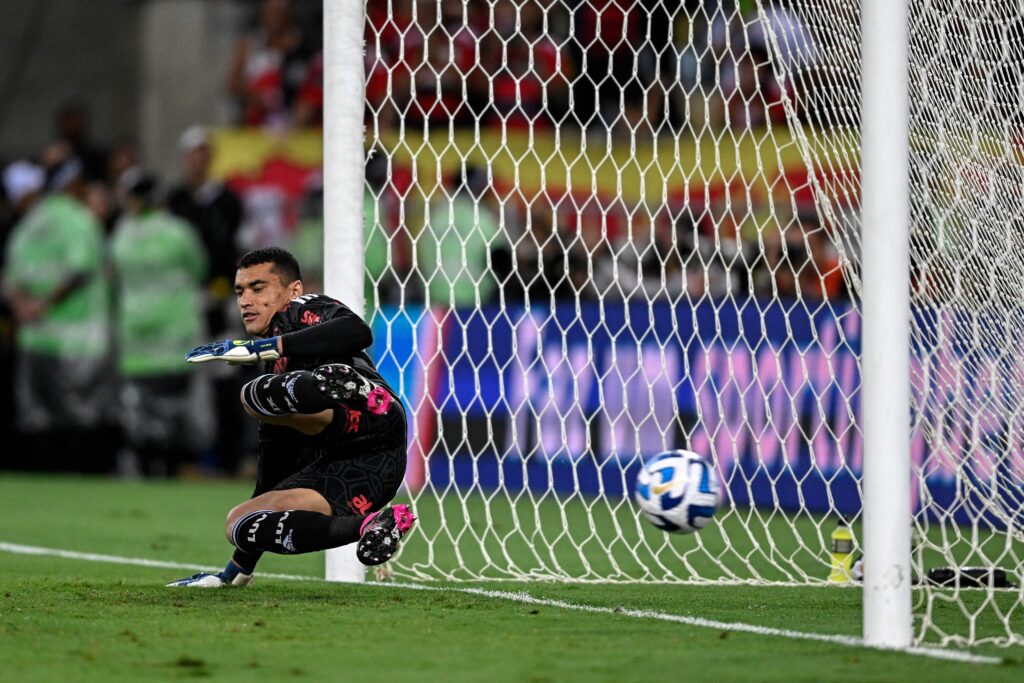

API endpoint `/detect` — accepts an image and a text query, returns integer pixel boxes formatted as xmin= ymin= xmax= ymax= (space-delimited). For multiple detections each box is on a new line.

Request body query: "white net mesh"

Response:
xmin=361 ymin=0 xmax=1024 ymax=646
xmin=904 ymin=0 xmax=1024 ymax=647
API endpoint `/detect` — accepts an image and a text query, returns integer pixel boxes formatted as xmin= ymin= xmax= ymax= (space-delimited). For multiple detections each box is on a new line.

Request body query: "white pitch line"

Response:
xmin=0 ymin=541 xmax=1001 ymax=666
xmin=0 ymin=541 xmax=322 ymax=583
xmin=449 ymin=587 xmax=1002 ymax=665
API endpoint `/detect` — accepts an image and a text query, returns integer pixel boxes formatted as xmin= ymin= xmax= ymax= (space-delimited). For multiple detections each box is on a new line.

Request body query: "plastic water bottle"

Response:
xmin=828 ymin=519 xmax=854 ymax=584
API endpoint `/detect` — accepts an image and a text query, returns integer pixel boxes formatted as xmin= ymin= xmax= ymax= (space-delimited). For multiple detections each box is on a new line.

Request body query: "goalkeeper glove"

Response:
xmin=185 ymin=338 xmax=281 ymax=365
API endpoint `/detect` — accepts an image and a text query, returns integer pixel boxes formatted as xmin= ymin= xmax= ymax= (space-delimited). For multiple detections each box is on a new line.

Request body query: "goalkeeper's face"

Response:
xmin=235 ymin=262 xmax=303 ymax=336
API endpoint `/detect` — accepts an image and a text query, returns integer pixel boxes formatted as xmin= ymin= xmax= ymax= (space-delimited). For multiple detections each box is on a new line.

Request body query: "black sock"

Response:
xmin=240 ymin=371 xmax=335 ymax=417
xmin=230 ymin=510 xmax=363 ymax=555
xmin=230 ymin=547 xmax=263 ymax=575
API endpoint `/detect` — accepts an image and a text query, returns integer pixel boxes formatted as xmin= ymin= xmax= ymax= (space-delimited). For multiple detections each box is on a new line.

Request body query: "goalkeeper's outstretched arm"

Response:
xmin=216 ymin=302 xmax=374 ymax=433
xmin=185 ymin=313 xmax=373 ymax=365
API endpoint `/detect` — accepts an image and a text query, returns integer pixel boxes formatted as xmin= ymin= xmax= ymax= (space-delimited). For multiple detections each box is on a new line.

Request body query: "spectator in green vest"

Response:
xmin=1 ymin=161 xmax=47 ymax=470
xmin=109 ymin=169 xmax=211 ymax=477
xmin=418 ymin=165 xmax=500 ymax=308
xmin=2 ymin=157 xmax=115 ymax=470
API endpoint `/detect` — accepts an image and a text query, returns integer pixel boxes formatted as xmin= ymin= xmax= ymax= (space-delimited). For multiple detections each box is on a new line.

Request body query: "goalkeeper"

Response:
xmin=168 ymin=247 xmax=414 ymax=587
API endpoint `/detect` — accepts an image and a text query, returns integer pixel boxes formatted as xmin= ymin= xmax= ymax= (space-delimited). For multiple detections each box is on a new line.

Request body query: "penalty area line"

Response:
xmin=0 ymin=540 xmax=1001 ymax=666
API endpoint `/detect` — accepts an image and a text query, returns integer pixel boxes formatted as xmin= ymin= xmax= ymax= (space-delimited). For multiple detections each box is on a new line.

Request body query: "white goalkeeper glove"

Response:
xmin=185 ymin=338 xmax=281 ymax=365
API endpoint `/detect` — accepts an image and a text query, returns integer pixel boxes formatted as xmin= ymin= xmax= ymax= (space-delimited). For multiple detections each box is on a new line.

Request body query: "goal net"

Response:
xmin=359 ymin=0 xmax=1024 ymax=646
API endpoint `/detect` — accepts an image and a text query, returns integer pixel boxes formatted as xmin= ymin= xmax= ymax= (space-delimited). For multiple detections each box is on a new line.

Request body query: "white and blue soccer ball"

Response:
xmin=634 ymin=449 xmax=721 ymax=534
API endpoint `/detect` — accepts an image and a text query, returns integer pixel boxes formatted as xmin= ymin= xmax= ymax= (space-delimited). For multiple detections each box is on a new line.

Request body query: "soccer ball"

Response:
xmin=634 ymin=449 xmax=721 ymax=534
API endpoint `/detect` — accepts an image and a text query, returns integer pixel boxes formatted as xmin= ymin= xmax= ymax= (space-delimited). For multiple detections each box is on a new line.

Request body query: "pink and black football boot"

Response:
xmin=312 ymin=363 xmax=395 ymax=415
xmin=357 ymin=505 xmax=416 ymax=566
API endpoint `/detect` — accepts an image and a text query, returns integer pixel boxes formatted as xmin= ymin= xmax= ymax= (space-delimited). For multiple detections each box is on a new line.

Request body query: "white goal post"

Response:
xmin=860 ymin=0 xmax=912 ymax=648
xmin=321 ymin=0 xmax=1024 ymax=648
xmin=323 ymin=0 xmax=368 ymax=584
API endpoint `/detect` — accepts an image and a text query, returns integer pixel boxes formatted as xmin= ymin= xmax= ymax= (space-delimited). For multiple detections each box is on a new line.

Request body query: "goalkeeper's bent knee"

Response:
xmin=241 ymin=371 xmax=334 ymax=416
xmin=229 ymin=509 xmax=362 ymax=555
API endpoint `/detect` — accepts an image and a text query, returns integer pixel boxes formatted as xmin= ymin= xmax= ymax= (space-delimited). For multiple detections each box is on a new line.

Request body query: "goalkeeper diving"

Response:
xmin=168 ymin=247 xmax=414 ymax=587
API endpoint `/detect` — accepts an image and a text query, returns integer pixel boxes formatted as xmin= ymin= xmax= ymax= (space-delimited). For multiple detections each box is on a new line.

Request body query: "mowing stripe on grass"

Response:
xmin=0 ymin=541 xmax=1001 ymax=666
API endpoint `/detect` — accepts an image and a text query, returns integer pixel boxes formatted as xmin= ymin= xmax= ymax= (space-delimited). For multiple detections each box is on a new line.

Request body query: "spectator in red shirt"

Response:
xmin=226 ymin=0 xmax=314 ymax=128
xmin=293 ymin=50 xmax=323 ymax=128
xmin=486 ymin=1 xmax=572 ymax=129
xmin=572 ymin=0 xmax=646 ymax=128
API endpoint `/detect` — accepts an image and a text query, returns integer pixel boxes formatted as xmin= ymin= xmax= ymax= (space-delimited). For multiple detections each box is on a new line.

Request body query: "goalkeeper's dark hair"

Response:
xmin=237 ymin=247 xmax=302 ymax=284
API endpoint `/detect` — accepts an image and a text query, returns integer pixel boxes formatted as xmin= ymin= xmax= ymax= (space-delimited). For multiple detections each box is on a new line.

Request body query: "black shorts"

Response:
xmin=268 ymin=444 xmax=407 ymax=517
xmin=253 ymin=398 xmax=408 ymax=517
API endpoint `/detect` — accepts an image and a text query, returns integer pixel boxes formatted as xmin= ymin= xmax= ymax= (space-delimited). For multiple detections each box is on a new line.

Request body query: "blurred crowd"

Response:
xmin=0 ymin=109 xmax=253 ymax=478
xmin=359 ymin=0 xmax=843 ymax=308
xmin=0 ymin=0 xmax=845 ymax=476
xmin=225 ymin=0 xmax=806 ymax=135
xmin=363 ymin=0 xmax=800 ymax=136
xmin=368 ymin=156 xmax=847 ymax=310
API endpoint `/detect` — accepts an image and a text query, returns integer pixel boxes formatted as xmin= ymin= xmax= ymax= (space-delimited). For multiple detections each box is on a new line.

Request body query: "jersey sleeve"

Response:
xmin=277 ymin=294 xmax=373 ymax=358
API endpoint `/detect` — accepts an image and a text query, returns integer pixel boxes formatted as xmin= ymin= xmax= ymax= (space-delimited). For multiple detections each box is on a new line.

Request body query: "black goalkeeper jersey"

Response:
xmin=254 ymin=294 xmax=405 ymax=480
xmin=265 ymin=293 xmax=388 ymax=387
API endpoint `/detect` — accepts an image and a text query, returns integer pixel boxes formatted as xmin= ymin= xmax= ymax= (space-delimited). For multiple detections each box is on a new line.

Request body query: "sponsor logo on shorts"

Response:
xmin=273 ymin=357 xmax=289 ymax=374
xmin=348 ymin=495 xmax=373 ymax=516
xmin=345 ymin=409 xmax=362 ymax=434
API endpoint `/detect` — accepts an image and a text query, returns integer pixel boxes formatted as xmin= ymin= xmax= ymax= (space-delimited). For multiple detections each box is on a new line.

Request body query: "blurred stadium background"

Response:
xmin=0 ymin=0 xmax=847 ymax=487
xmin=2 ymin=0 xmax=1024 ymax=677
xmin=1 ymin=0 xmax=325 ymax=477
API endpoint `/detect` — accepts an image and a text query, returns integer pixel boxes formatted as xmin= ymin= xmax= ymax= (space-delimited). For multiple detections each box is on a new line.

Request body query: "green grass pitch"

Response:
xmin=0 ymin=473 xmax=1021 ymax=682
